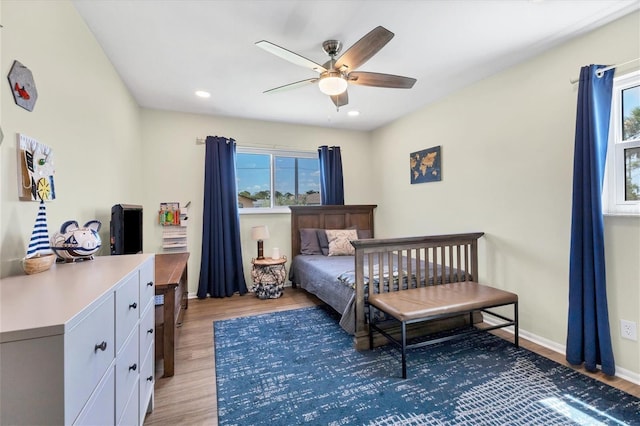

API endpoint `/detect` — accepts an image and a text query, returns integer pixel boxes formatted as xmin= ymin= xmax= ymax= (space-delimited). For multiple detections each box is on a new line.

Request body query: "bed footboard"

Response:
xmin=351 ymin=232 xmax=484 ymax=350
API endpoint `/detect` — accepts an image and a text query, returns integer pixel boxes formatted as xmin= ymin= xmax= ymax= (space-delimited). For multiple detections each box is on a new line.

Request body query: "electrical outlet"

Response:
xmin=620 ymin=320 xmax=637 ymax=341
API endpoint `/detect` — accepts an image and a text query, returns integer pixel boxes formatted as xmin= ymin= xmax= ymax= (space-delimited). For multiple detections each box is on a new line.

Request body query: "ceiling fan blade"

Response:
xmin=256 ymin=40 xmax=327 ymax=73
xmin=330 ymin=90 xmax=349 ymax=108
xmin=264 ymin=78 xmax=318 ymax=93
xmin=348 ymin=71 xmax=416 ymax=89
xmin=334 ymin=26 xmax=394 ymax=72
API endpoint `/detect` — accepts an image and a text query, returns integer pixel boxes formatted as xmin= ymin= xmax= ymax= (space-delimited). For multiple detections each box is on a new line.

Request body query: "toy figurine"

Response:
xmin=51 ymin=220 xmax=101 ymax=262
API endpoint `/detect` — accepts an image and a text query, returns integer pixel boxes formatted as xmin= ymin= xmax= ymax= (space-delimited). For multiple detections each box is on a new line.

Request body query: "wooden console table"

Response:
xmin=155 ymin=252 xmax=189 ymax=377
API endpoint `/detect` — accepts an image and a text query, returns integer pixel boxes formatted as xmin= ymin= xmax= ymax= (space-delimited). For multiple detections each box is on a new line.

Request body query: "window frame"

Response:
xmin=236 ymin=146 xmax=320 ymax=214
xmin=602 ymin=70 xmax=640 ymax=216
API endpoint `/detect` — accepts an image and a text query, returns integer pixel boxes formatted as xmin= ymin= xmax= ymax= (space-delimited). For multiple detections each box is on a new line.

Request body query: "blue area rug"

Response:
xmin=214 ymin=306 xmax=640 ymax=425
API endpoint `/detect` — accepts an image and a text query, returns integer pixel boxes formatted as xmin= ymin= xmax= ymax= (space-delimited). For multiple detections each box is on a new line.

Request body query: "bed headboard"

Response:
xmin=289 ymin=205 xmax=377 ymax=257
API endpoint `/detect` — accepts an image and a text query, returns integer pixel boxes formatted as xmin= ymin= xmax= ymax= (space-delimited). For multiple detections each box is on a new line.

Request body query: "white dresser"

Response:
xmin=0 ymin=254 xmax=155 ymax=425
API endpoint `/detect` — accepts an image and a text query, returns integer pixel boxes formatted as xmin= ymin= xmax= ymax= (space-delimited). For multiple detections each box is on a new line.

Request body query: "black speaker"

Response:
xmin=110 ymin=204 xmax=143 ymax=255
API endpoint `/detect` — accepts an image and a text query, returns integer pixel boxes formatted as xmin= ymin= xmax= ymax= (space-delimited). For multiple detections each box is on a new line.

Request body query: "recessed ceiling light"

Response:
xmin=195 ymin=90 xmax=211 ymax=98
xmin=347 ymin=110 xmax=360 ymax=117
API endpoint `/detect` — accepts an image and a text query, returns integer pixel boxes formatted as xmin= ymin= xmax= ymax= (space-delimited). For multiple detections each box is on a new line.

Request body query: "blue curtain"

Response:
xmin=318 ymin=145 xmax=345 ymax=205
xmin=197 ymin=136 xmax=248 ymax=298
xmin=566 ymin=65 xmax=615 ymax=375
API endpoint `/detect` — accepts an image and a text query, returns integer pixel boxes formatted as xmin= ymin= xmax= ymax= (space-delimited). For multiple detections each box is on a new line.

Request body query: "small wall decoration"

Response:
xmin=159 ymin=202 xmax=181 ymax=225
xmin=8 ymin=60 xmax=38 ymax=111
xmin=410 ymin=145 xmax=442 ymax=184
xmin=18 ymin=133 xmax=56 ymax=201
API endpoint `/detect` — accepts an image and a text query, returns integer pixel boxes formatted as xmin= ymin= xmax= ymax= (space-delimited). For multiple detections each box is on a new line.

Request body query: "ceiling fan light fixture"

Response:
xmin=318 ymin=72 xmax=348 ymax=96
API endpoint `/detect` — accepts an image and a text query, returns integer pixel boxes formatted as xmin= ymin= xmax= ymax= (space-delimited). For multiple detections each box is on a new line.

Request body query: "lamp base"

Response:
xmin=257 ymin=240 xmax=264 ymax=260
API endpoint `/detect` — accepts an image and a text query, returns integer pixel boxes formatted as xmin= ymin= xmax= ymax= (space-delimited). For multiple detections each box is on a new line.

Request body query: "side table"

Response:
xmin=251 ymin=256 xmax=287 ymax=299
xmin=155 ymin=252 xmax=189 ymax=378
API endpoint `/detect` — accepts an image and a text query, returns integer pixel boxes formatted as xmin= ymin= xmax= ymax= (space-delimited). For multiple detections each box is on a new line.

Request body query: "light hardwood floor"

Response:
xmin=143 ymin=288 xmax=640 ymax=425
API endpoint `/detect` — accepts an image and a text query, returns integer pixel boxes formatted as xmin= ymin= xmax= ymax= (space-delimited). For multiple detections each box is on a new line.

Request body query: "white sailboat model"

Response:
xmin=23 ymin=200 xmax=56 ymax=274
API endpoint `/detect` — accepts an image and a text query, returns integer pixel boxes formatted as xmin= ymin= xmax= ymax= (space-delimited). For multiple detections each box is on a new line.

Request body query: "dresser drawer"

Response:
xmin=73 ymin=365 xmax=115 ymax=426
xmin=140 ymin=302 xmax=155 ymax=361
xmin=116 ymin=272 xmax=140 ymax=352
xmin=118 ymin=378 xmax=139 ymax=426
xmin=139 ymin=346 xmax=154 ymax=424
xmin=65 ymin=293 xmax=115 ymax=423
xmin=115 ymin=327 xmax=139 ymax=421
xmin=139 ymin=257 xmax=155 ymax=312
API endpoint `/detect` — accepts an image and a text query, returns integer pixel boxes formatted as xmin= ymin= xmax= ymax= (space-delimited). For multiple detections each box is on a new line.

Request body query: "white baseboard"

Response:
xmin=483 ymin=317 xmax=640 ymax=385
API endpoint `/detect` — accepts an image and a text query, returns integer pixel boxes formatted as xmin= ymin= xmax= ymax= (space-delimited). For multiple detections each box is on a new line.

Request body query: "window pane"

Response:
xmin=625 ymin=146 xmax=640 ymax=201
xmin=274 ymin=156 xmax=320 ymax=206
xmin=298 ymin=158 xmax=321 ymax=205
xmin=236 ymin=153 xmax=271 ymax=208
xmin=274 ymin=157 xmax=294 ymax=206
xmin=622 ymin=84 xmax=640 ymax=141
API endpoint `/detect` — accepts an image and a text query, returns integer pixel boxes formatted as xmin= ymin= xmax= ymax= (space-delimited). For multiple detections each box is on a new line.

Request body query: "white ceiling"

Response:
xmin=72 ymin=0 xmax=640 ymax=131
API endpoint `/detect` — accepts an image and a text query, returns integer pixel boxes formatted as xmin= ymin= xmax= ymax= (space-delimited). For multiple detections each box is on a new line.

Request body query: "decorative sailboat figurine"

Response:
xmin=23 ymin=200 xmax=56 ymax=274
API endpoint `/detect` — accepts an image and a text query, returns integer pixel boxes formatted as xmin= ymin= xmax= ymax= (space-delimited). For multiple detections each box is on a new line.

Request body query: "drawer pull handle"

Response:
xmin=129 ymin=302 xmax=137 ymax=309
xmin=147 ymin=281 xmax=153 ymax=287
xmin=146 ymin=376 xmax=153 ymax=382
xmin=129 ymin=363 xmax=137 ymax=372
xmin=94 ymin=341 xmax=107 ymax=352
xmin=147 ymin=328 xmax=154 ymax=334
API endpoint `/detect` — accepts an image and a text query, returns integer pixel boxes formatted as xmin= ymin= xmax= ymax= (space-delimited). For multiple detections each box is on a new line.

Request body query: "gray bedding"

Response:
xmin=289 ymin=254 xmax=469 ymax=335
xmin=289 ymin=255 xmax=359 ymax=333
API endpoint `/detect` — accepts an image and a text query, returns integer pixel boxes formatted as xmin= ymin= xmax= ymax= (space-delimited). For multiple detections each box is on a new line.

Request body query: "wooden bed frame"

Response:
xmin=290 ymin=205 xmax=377 ymax=257
xmin=290 ymin=205 xmax=484 ymax=349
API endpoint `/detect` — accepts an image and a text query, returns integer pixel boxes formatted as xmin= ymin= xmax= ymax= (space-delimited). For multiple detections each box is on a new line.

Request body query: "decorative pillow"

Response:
xmin=317 ymin=229 xmax=330 ymax=255
xmin=325 ymin=229 xmax=358 ymax=256
xmin=300 ymin=228 xmax=323 ymax=255
xmin=357 ymin=229 xmax=372 ymax=239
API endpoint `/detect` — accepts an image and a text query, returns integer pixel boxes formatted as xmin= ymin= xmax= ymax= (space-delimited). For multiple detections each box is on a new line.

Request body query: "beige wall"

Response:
xmin=139 ymin=109 xmax=375 ymax=294
xmin=370 ymin=12 xmax=640 ymax=377
xmin=1 ymin=0 xmax=142 ymax=277
xmin=1 ymin=0 xmax=637 ymax=380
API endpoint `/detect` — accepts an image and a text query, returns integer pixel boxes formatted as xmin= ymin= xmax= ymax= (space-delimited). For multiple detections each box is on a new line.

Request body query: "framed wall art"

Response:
xmin=18 ymin=133 xmax=56 ymax=201
xmin=8 ymin=60 xmax=38 ymax=112
xmin=410 ymin=145 xmax=441 ymax=184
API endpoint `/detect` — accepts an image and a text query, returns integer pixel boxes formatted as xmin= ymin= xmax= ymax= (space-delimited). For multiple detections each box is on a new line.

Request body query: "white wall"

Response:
xmin=370 ymin=12 xmax=640 ymax=377
xmin=140 ymin=109 xmax=375 ymax=294
xmin=1 ymin=0 xmax=637 ymax=380
xmin=1 ymin=0 xmax=142 ymax=277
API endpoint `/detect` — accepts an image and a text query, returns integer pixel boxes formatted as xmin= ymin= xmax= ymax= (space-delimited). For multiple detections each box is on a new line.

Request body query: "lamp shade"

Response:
xmin=318 ymin=72 xmax=348 ymax=96
xmin=251 ymin=225 xmax=270 ymax=241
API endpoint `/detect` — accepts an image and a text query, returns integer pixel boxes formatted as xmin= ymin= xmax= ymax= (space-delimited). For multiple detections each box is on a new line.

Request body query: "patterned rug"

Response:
xmin=214 ymin=306 xmax=640 ymax=425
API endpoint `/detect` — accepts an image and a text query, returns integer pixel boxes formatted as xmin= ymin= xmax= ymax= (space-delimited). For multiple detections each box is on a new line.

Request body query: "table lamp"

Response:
xmin=251 ymin=225 xmax=270 ymax=259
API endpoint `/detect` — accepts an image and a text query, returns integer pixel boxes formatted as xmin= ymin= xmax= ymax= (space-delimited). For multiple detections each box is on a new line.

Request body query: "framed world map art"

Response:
xmin=410 ymin=145 xmax=441 ymax=184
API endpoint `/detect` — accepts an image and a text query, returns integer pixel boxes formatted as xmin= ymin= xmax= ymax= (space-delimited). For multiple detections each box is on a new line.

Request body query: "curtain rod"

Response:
xmin=195 ymin=137 xmax=273 ymax=148
xmin=195 ymin=137 xmax=311 ymax=151
xmin=570 ymin=57 xmax=640 ymax=84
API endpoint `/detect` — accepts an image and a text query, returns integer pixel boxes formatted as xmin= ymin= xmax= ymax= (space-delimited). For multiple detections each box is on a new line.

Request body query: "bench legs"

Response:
xmin=401 ymin=322 xmax=407 ymax=379
xmin=514 ymin=301 xmax=519 ymax=348
xmin=369 ymin=302 xmax=519 ymax=379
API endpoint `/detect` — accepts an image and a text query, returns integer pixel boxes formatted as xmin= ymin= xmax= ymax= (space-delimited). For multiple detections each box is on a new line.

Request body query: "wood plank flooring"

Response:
xmin=143 ymin=288 xmax=639 ymax=425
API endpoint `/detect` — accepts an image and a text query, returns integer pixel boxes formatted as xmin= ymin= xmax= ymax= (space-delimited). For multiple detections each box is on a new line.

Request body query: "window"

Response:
xmin=236 ymin=147 xmax=320 ymax=212
xmin=603 ymin=70 xmax=640 ymax=215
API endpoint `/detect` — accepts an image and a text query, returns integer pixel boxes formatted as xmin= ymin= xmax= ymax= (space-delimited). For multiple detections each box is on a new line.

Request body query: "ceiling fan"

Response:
xmin=256 ymin=26 xmax=417 ymax=110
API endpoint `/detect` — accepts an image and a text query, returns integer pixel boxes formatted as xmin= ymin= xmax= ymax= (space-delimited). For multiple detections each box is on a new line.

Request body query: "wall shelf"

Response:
xmin=161 ymin=204 xmax=188 ymax=252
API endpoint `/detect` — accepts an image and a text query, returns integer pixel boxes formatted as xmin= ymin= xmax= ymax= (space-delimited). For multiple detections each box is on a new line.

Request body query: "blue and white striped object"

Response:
xmin=26 ymin=200 xmax=52 ymax=258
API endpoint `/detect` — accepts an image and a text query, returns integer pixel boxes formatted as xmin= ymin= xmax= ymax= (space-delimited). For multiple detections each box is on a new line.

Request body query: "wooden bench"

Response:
xmin=368 ymin=281 xmax=518 ymax=379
